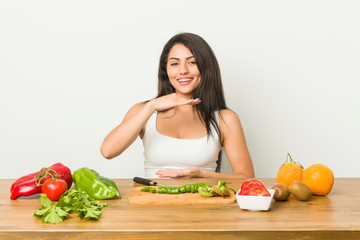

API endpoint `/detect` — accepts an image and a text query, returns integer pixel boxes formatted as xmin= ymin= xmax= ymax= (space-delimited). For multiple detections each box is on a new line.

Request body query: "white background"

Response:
xmin=1 ymin=0 xmax=359 ymax=179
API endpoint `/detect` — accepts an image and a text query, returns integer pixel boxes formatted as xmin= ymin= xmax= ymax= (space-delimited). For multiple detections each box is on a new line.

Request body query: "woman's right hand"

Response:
xmin=148 ymin=93 xmax=201 ymax=112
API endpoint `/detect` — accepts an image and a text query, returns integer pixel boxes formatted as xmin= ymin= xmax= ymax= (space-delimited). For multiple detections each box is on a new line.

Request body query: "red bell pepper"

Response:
xmin=10 ymin=163 xmax=72 ymax=200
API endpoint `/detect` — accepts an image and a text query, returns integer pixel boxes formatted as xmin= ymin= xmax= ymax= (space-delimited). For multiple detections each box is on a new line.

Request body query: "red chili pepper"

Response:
xmin=10 ymin=163 xmax=72 ymax=200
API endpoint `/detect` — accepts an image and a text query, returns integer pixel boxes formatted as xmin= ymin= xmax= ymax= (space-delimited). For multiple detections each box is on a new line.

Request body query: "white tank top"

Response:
xmin=142 ymin=111 xmax=222 ymax=178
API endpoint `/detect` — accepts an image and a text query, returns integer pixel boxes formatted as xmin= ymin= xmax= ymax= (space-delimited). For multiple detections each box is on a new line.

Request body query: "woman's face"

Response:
xmin=166 ymin=44 xmax=201 ymax=98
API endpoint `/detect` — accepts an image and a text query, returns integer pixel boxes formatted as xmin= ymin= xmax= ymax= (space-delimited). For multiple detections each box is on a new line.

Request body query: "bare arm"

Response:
xmin=156 ymin=109 xmax=255 ymax=178
xmin=100 ymin=102 xmax=153 ymax=159
xmin=100 ymin=94 xmax=201 ymax=159
xmin=217 ymin=109 xmax=255 ymax=178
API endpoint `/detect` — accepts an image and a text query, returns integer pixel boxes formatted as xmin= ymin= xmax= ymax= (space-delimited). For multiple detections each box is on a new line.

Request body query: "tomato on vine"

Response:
xmin=42 ymin=178 xmax=68 ymax=201
xmin=35 ymin=167 xmax=69 ymax=201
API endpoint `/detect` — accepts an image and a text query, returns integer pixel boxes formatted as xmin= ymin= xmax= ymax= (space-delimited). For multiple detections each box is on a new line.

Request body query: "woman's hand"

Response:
xmin=156 ymin=167 xmax=202 ymax=178
xmin=148 ymin=93 xmax=200 ymax=112
xmin=156 ymin=166 xmax=253 ymax=179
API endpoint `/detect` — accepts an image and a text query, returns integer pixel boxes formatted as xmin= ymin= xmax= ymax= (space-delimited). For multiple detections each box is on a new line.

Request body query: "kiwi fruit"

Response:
xmin=289 ymin=180 xmax=312 ymax=201
xmin=271 ymin=183 xmax=290 ymax=201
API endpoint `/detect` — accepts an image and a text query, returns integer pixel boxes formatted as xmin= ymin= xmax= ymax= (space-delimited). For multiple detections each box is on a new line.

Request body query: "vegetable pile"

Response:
xmin=10 ymin=164 xmax=121 ymax=224
xmin=34 ymin=189 xmax=110 ymax=224
xmin=10 ymin=163 xmax=72 ymax=200
xmin=141 ymin=180 xmax=236 ymax=198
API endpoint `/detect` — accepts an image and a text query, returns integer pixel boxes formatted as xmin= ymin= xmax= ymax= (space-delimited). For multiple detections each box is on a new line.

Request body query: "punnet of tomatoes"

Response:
xmin=236 ymin=180 xmax=275 ymax=211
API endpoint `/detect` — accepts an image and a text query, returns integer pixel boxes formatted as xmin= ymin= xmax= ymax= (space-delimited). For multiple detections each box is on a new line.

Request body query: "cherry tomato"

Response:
xmin=42 ymin=178 xmax=68 ymax=201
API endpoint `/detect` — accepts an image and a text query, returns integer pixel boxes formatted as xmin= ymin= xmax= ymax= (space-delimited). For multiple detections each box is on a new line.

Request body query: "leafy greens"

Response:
xmin=34 ymin=188 xmax=110 ymax=224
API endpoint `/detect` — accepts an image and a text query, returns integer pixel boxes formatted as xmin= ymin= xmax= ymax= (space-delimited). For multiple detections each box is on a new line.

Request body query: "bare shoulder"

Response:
xmin=219 ymin=109 xmax=247 ymax=146
xmin=219 ymin=109 xmax=241 ymax=126
xmin=132 ymin=101 xmax=147 ymax=110
xmin=218 ymin=109 xmax=244 ymax=138
xmin=126 ymin=101 xmax=148 ymax=116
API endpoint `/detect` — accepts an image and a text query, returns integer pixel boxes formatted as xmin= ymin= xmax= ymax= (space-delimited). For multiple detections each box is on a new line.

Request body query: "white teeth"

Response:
xmin=178 ymin=79 xmax=192 ymax=82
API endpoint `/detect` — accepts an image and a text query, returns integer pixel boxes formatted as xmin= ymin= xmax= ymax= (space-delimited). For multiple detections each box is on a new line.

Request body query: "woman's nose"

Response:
xmin=179 ymin=63 xmax=189 ymax=74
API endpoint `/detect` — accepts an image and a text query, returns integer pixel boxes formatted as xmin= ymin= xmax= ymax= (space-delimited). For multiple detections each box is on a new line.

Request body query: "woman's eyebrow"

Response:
xmin=168 ymin=56 xmax=195 ymax=61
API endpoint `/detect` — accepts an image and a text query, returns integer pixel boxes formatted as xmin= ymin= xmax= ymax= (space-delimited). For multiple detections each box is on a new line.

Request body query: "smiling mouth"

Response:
xmin=177 ymin=78 xmax=193 ymax=83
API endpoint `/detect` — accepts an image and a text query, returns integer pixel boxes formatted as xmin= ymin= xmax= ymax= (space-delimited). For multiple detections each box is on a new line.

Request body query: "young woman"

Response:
xmin=100 ymin=33 xmax=255 ymax=178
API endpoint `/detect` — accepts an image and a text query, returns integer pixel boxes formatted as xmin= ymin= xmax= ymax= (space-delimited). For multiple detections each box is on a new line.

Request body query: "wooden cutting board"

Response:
xmin=128 ymin=186 xmax=236 ymax=205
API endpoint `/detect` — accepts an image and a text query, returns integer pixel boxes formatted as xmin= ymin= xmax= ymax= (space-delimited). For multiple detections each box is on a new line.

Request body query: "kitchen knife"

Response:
xmin=133 ymin=177 xmax=165 ymax=186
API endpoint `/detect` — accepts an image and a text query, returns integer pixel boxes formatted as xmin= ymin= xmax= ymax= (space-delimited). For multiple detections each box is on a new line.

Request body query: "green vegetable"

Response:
xmin=198 ymin=186 xmax=214 ymax=197
xmin=139 ymin=180 xmax=235 ymax=198
xmin=33 ymin=194 xmax=69 ymax=224
xmin=218 ymin=180 xmax=226 ymax=188
xmin=211 ymin=186 xmax=230 ymax=197
xmin=140 ymin=182 xmax=208 ymax=194
xmin=179 ymin=185 xmax=186 ymax=193
xmin=141 ymin=186 xmax=156 ymax=193
xmin=72 ymin=167 xmax=121 ymax=199
xmin=157 ymin=186 xmax=168 ymax=193
xmin=91 ymin=170 xmax=121 ymax=197
xmin=167 ymin=186 xmax=180 ymax=194
xmin=34 ymin=189 xmax=110 ymax=224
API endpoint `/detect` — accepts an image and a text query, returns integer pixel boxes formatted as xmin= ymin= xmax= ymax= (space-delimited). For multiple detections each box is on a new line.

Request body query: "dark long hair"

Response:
xmin=157 ymin=33 xmax=228 ymax=172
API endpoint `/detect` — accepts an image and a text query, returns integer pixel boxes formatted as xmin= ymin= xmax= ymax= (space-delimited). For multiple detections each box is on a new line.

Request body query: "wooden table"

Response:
xmin=1 ymin=178 xmax=359 ymax=240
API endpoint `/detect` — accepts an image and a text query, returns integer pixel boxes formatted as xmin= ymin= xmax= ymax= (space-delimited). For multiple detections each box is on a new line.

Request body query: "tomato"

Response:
xmin=247 ymin=185 xmax=271 ymax=196
xmin=42 ymin=178 xmax=68 ymax=201
xmin=240 ymin=180 xmax=263 ymax=193
xmin=239 ymin=180 xmax=264 ymax=195
xmin=240 ymin=180 xmax=263 ymax=189
xmin=239 ymin=180 xmax=270 ymax=196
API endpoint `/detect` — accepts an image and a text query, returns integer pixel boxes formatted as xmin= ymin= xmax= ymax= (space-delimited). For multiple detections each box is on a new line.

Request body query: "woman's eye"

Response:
xmin=170 ymin=62 xmax=178 ymax=66
xmin=189 ymin=61 xmax=197 ymax=65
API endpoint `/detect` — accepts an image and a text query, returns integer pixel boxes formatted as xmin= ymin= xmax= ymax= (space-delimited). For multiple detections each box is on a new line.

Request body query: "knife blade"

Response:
xmin=133 ymin=177 xmax=166 ymax=186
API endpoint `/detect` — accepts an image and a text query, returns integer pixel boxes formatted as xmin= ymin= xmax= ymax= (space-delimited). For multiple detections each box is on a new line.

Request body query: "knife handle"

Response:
xmin=133 ymin=177 xmax=157 ymax=186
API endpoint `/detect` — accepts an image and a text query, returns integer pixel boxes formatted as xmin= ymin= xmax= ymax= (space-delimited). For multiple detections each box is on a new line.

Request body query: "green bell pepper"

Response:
xmin=72 ymin=167 xmax=121 ymax=199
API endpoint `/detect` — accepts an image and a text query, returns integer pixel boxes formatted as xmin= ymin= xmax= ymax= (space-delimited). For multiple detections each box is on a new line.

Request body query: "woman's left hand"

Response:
xmin=156 ymin=168 xmax=202 ymax=178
